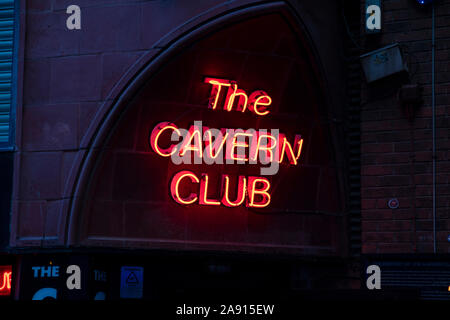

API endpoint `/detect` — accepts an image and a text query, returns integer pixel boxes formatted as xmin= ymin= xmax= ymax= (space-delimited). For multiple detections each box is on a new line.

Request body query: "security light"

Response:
xmin=416 ymin=0 xmax=436 ymax=5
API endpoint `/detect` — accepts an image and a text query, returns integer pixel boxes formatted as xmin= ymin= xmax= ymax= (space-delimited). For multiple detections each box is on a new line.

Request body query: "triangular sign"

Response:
xmin=126 ymin=272 xmax=139 ymax=285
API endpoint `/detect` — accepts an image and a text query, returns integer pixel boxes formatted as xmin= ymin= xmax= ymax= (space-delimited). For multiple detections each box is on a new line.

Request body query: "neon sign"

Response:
xmin=0 ymin=266 xmax=12 ymax=296
xmin=169 ymin=171 xmax=271 ymax=208
xmin=204 ymin=78 xmax=272 ymax=115
xmin=150 ymin=123 xmax=303 ymax=165
xmin=150 ymin=79 xmax=304 ymax=209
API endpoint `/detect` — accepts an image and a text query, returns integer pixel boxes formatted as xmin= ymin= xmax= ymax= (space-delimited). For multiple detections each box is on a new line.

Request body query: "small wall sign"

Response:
xmin=388 ymin=198 xmax=399 ymax=209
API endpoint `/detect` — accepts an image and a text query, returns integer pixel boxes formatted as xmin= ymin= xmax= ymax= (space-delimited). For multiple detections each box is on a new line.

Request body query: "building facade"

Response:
xmin=0 ymin=0 xmax=448 ymax=300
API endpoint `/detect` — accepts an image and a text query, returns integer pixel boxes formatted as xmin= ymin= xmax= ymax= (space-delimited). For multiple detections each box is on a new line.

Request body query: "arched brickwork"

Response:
xmin=66 ymin=3 xmax=347 ymax=255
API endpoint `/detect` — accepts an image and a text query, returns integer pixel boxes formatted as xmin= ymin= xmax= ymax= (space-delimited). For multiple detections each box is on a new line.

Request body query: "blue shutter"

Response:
xmin=0 ymin=0 xmax=15 ymax=148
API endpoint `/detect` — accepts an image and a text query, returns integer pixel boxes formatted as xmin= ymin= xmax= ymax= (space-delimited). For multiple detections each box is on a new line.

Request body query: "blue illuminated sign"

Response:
xmin=120 ymin=266 xmax=144 ymax=299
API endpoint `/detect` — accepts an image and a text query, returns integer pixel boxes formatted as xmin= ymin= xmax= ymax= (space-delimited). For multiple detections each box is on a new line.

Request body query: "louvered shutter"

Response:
xmin=0 ymin=0 xmax=15 ymax=147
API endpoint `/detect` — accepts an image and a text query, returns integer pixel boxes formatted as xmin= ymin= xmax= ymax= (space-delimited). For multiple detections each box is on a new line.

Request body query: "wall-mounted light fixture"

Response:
xmin=415 ymin=0 xmax=437 ymax=5
xmin=360 ymin=43 xmax=408 ymax=83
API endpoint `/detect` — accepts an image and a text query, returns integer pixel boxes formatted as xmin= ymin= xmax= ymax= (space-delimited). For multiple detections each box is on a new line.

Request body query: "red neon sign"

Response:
xmin=204 ymin=77 xmax=272 ymax=115
xmin=179 ymin=124 xmax=203 ymax=159
xmin=170 ymin=170 xmax=200 ymax=205
xmin=150 ymin=78 xmax=304 ymax=209
xmin=0 ymin=266 xmax=12 ymax=296
xmin=150 ymin=121 xmax=181 ymax=157
xmin=221 ymin=175 xmax=246 ymax=207
xmin=205 ymin=129 xmax=229 ymax=159
xmin=247 ymin=177 xmax=271 ymax=208
xmin=150 ymin=122 xmax=304 ymax=165
xmin=199 ymin=173 xmax=221 ymax=206
xmin=170 ymin=170 xmax=271 ymax=208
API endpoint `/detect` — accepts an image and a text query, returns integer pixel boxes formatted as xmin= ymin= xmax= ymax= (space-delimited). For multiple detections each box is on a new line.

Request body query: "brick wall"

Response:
xmin=11 ymin=0 xmax=347 ymax=250
xmin=361 ymin=0 xmax=450 ymax=253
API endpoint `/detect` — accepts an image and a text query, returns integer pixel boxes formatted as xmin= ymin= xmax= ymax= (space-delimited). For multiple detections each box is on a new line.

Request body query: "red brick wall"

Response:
xmin=361 ymin=0 xmax=450 ymax=253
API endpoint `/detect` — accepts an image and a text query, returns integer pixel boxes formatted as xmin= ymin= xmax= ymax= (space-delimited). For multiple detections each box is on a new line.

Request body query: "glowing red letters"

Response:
xmin=0 ymin=266 xmax=11 ymax=296
xmin=150 ymin=122 xmax=304 ymax=165
xmin=170 ymin=170 xmax=271 ymax=208
xmin=149 ymin=77 xmax=304 ymax=210
xmin=204 ymin=78 xmax=272 ymax=116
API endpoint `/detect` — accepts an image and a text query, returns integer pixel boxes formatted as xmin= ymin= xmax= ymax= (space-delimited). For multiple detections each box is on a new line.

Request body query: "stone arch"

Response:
xmin=65 ymin=1 xmax=345 ymax=253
